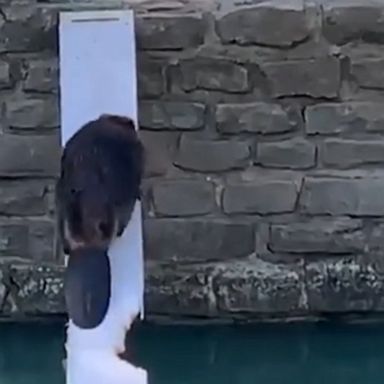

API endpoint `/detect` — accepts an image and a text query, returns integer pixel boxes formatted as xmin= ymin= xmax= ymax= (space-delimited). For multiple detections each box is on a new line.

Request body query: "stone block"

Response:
xmin=0 ymin=134 xmax=60 ymax=177
xmin=137 ymin=58 xmax=166 ymax=98
xmin=323 ymin=3 xmax=384 ymax=45
xmin=23 ymin=58 xmax=58 ymax=93
xmin=321 ymin=139 xmax=384 ymax=168
xmin=0 ymin=4 xmax=56 ymax=53
xmin=145 ymin=263 xmax=215 ymax=317
xmin=351 ymin=58 xmax=384 ymax=89
xmin=5 ymin=264 xmax=65 ymax=315
xmin=306 ymin=257 xmax=384 ymax=312
xmin=5 ymin=98 xmax=59 ymax=131
xmin=222 ymin=178 xmax=300 ymax=214
xmin=175 ymin=136 xmax=251 ymax=172
xmin=269 ymin=219 xmax=365 ymax=254
xmin=257 ymin=138 xmax=316 ymax=169
xmin=305 ymin=102 xmax=384 ymax=134
xmin=0 ymin=180 xmax=50 ymax=216
xmin=365 ymin=223 xmax=384 ymax=252
xmin=0 ymin=60 xmax=11 ymax=89
xmin=305 ymin=103 xmax=339 ymax=135
xmin=300 ymin=176 xmax=384 ymax=216
xmin=216 ymin=102 xmax=292 ymax=134
xmin=213 ymin=259 xmax=305 ymax=314
xmin=139 ymin=131 xmax=178 ymax=177
xmin=144 ymin=218 xmax=255 ymax=262
xmin=0 ymin=219 xmax=54 ymax=261
xmin=136 ymin=16 xmax=205 ymax=50
xmin=152 ymin=179 xmax=215 ymax=217
xmin=176 ymin=58 xmax=249 ymax=93
xmin=216 ymin=3 xmax=310 ymax=48
xmin=28 ymin=220 xmax=55 ymax=262
xmin=263 ymin=57 xmax=340 ymax=98
xmin=139 ymin=101 xmax=205 ymax=130
xmin=0 ymin=222 xmax=28 ymax=258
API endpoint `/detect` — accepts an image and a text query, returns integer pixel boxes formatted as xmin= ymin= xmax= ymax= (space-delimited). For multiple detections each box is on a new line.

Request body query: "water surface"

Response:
xmin=1 ymin=321 xmax=384 ymax=383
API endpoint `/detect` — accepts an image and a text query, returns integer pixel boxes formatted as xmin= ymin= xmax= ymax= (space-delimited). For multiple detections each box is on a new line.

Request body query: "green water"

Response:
xmin=1 ymin=321 xmax=384 ymax=383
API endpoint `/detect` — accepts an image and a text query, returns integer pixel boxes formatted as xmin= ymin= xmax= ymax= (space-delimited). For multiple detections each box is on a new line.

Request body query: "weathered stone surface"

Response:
xmin=305 ymin=102 xmax=384 ymax=134
xmin=0 ymin=219 xmax=54 ymax=261
xmin=321 ymin=139 xmax=384 ymax=168
xmin=145 ymin=263 xmax=215 ymax=316
xmin=0 ymin=269 xmax=6 ymax=310
xmin=140 ymin=131 xmax=179 ymax=177
xmin=216 ymin=103 xmax=292 ymax=134
xmin=263 ymin=57 xmax=340 ymax=98
xmin=0 ymin=60 xmax=11 ymax=89
xmin=213 ymin=259 xmax=305 ymax=314
xmin=323 ymin=4 xmax=384 ymax=46
xmin=139 ymin=101 xmax=205 ymax=130
xmin=269 ymin=219 xmax=365 ymax=254
xmin=257 ymin=138 xmax=316 ymax=169
xmin=23 ymin=58 xmax=58 ymax=93
xmin=0 ymin=180 xmax=49 ymax=216
xmin=365 ymin=223 xmax=384 ymax=252
xmin=144 ymin=219 xmax=255 ymax=262
xmin=351 ymin=58 xmax=384 ymax=89
xmin=222 ymin=178 xmax=300 ymax=215
xmin=0 ymin=4 xmax=56 ymax=53
xmin=0 ymin=134 xmax=60 ymax=176
xmin=300 ymin=177 xmax=384 ymax=216
xmin=0 ymin=222 xmax=28 ymax=258
xmin=4 ymin=264 xmax=65 ymax=314
xmin=176 ymin=58 xmax=249 ymax=93
xmin=175 ymin=136 xmax=251 ymax=172
xmin=147 ymin=258 xmax=306 ymax=317
xmin=306 ymin=257 xmax=384 ymax=312
xmin=216 ymin=4 xmax=310 ymax=48
xmin=28 ymin=220 xmax=55 ymax=262
xmin=152 ymin=179 xmax=215 ymax=217
xmin=5 ymin=1 xmax=384 ymax=321
xmin=5 ymin=98 xmax=59 ymax=130
xmin=137 ymin=58 xmax=166 ymax=98
xmin=136 ymin=16 xmax=205 ymax=50
xmin=340 ymin=42 xmax=384 ymax=60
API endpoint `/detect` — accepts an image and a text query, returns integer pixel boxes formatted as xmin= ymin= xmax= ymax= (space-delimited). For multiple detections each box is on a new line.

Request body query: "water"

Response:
xmin=1 ymin=321 xmax=384 ymax=383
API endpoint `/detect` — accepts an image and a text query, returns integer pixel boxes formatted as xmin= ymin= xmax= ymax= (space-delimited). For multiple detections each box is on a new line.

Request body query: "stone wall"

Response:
xmin=2 ymin=0 xmax=384 ymax=321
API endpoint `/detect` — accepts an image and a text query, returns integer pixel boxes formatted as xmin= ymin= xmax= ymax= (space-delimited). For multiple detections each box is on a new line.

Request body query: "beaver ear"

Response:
xmin=98 ymin=114 xmax=136 ymax=132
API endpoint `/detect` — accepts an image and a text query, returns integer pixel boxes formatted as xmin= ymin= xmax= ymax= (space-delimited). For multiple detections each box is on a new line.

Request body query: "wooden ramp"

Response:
xmin=59 ymin=10 xmax=146 ymax=384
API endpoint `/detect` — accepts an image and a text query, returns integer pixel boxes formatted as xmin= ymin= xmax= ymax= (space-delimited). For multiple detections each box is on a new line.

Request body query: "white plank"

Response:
xmin=59 ymin=10 xmax=139 ymax=144
xmin=59 ymin=9 xmax=146 ymax=384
